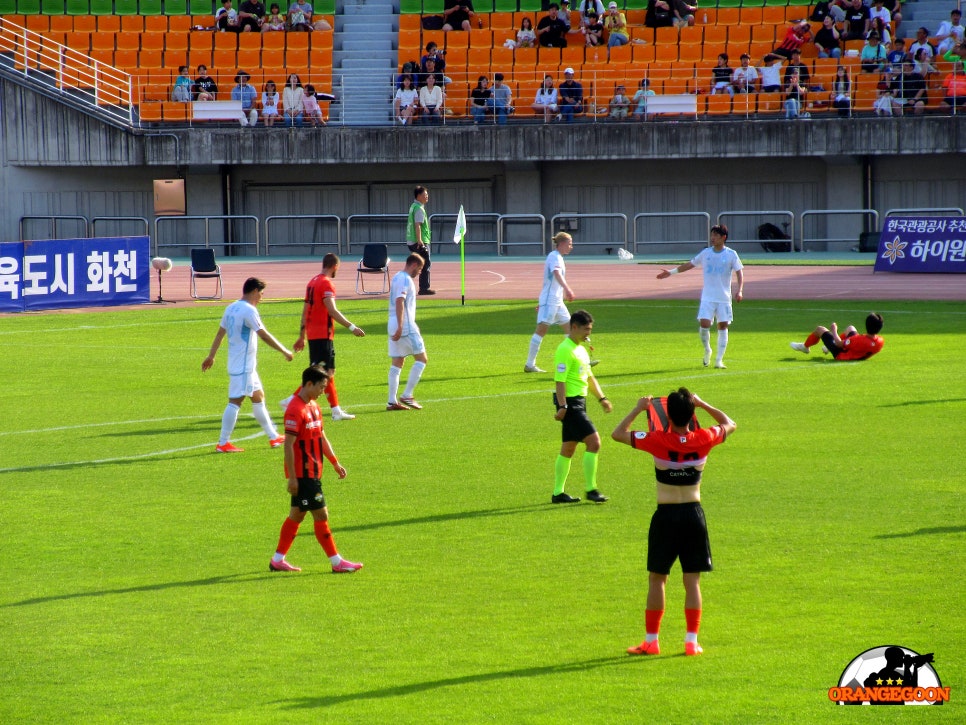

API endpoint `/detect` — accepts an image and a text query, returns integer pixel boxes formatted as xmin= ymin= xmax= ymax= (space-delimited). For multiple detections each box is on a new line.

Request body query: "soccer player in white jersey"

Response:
xmin=656 ymin=225 xmax=744 ymax=369
xmin=525 ymin=232 xmax=576 ymax=373
xmin=386 ymin=254 xmax=428 ymax=411
xmin=202 ymin=277 xmax=294 ymax=452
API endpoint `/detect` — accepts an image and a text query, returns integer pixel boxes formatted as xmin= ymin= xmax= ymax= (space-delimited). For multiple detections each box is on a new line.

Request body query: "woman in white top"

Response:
xmin=577 ymin=0 xmax=605 ymax=28
xmin=419 ymin=74 xmax=444 ymax=125
xmin=261 ymin=80 xmax=280 ymax=126
xmin=532 ymin=74 xmax=559 ymax=122
xmin=516 ymin=17 xmax=537 ymax=48
xmin=394 ymin=74 xmax=419 ymax=125
xmin=282 ymin=73 xmax=304 ymax=127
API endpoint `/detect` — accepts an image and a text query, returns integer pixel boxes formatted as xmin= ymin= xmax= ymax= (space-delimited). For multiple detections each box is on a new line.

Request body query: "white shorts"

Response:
xmin=537 ymin=302 xmax=571 ymax=327
xmin=228 ymin=369 xmax=262 ymax=399
xmin=697 ymin=300 xmax=734 ymax=324
xmin=388 ymin=331 xmax=426 ymax=358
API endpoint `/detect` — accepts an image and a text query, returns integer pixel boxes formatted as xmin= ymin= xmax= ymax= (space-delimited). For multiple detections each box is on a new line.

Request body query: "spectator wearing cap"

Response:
xmin=538 ymin=3 xmax=570 ymax=47
xmin=861 ymin=31 xmax=888 ymax=72
xmin=558 ymin=0 xmax=573 ymax=33
xmin=231 ymin=71 xmax=259 ymax=126
xmin=486 ymin=72 xmax=513 ymax=124
xmin=603 ymin=2 xmax=630 ymax=50
xmin=558 ymin=67 xmax=583 ymax=122
xmin=782 ymin=49 xmax=811 ymax=88
xmin=936 ymin=9 xmax=965 ymax=55
xmin=583 ymin=11 xmax=603 ymax=46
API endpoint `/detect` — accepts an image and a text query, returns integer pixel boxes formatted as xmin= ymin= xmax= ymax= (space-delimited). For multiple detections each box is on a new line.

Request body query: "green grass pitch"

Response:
xmin=0 ymin=298 xmax=963 ymax=723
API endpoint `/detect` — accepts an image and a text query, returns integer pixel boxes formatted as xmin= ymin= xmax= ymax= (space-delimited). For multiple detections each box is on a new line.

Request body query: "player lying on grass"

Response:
xmin=790 ymin=312 xmax=884 ymax=360
xmin=611 ymin=389 xmax=736 ymax=657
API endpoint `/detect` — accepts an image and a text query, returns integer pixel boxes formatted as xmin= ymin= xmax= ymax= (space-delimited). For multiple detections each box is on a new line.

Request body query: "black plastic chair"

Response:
xmin=189 ymin=248 xmax=223 ymax=300
xmin=355 ymin=244 xmax=390 ymax=295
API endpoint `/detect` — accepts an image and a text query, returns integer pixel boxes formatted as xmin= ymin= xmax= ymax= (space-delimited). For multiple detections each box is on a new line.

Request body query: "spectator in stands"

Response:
xmin=558 ymin=67 xmax=584 ymax=122
xmin=939 ymin=68 xmax=966 ymax=112
xmin=421 ymin=43 xmax=451 ymax=86
xmin=442 ymin=0 xmax=476 ymax=32
xmin=645 ymin=0 xmax=674 ymax=29
xmin=261 ymin=79 xmax=280 ymax=125
xmin=774 ymin=21 xmax=812 ymax=59
xmin=632 ymin=77 xmax=655 ymax=119
xmin=914 ymin=47 xmax=939 ymax=78
xmin=470 ymin=75 xmax=491 ymax=123
xmin=237 ymin=0 xmax=266 ymax=33
xmin=826 ymin=0 xmax=848 ymax=24
xmin=538 ymin=4 xmax=570 ymax=47
xmin=282 ymin=73 xmax=304 ymax=126
xmin=711 ymin=54 xmax=734 ymax=96
xmin=418 ymin=58 xmax=445 ymax=89
xmin=759 ymin=53 xmax=784 ymax=93
xmin=784 ymin=68 xmax=808 ymax=118
xmin=672 ymin=0 xmax=697 ymax=28
xmin=533 ymin=74 xmax=559 ymax=122
xmin=577 ymin=0 xmax=605 ymax=31
xmin=943 ymin=41 xmax=966 ymax=72
xmin=842 ymin=0 xmax=870 ymax=42
xmin=861 ymin=32 xmax=888 ymax=72
xmin=172 ymin=65 xmax=193 ymax=102
xmin=890 ymin=61 xmax=927 ymax=115
xmin=516 ymin=17 xmax=537 ymax=48
xmin=936 ymin=9 xmax=965 ymax=55
xmin=609 ymin=83 xmax=631 ymax=119
xmin=732 ymin=54 xmax=758 ymax=93
xmin=395 ymin=74 xmax=419 ymax=125
xmin=232 ymin=71 xmax=259 ymax=125
xmin=870 ymin=17 xmax=891 ymax=47
xmin=264 ymin=3 xmax=286 ymax=31
xmin=814 ymin=16 xmax=842 ymax=59
xmin=192 ymin=65 xmax=218 ymax=101
xmin=868 ymin=0 xmax=891 ymax=35
xmin=419 ymin=73 xmax=444 ymax=124
xmin=287 ymin=0 xmax=315 ymax=32
xmin=910 ymin=27 xmax=936 ymax=60
xmin=874 ymin=80 xmax=894 ymax=115
xmin=559 ymin=0 xmax=573 ymax=34
xmin=604 ymin=2 xmax=630 ymax=50
xmin=832 ymin=65 xmax=851 ymax=116
xmin=487 ymin=72 xmax=513 ymax=124
xmin=302 ymin=84 xmax=325 ymax=126
xmin=782 ymin=49 xmax=811 ymax=88
xmin=888 ymin=38 xmax=908 ymax=66
xmin=215 ymin=0 xmax=240 ymax=32
xmin=583 ymin=11 xmax=604 ymax=47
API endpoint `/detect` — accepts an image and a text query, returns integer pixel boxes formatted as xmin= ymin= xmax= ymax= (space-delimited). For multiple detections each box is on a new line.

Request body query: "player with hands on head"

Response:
xmin=656 ymin=224 xmax=744 ymax=369
xmin=201 ymin=277 xmax=293 ymax=453
xmin=790 ymin=312 xmax=884 ymax=360
xmin=270 ymin=365 xmax=363 ymax=574
xmin=551 ymin=309 xmax=613 ymax=504
xmin=611 ymin=388 xmax=736 ymax=657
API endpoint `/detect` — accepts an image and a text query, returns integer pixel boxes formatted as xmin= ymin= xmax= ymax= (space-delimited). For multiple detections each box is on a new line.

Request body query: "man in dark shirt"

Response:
xmin=537 ymin=4 xmax=569 ymax=47
xmin=843 ymin=0 xmax=870 ymax=41
xmin=645 ymin=0 xmax=674 ymax=28
xmin=782 ymin=49 xmax=812 ymax=87
xmin=442 ymin=0 xmax=475 ymax=31
xmin=558 ymin=67 xmax=583 ymax=122
xmin=237 ymin=0 xmax=266 ymax=32
xmin=891 ymin=61 xmax=927 ymax=115
xmin=192 ymin=64 xmax=218 ymax=101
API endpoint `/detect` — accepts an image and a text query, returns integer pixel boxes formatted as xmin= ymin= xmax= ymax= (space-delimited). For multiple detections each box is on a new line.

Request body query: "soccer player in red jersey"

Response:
xmin=790 ymin=312 xmax=884 ymax=360
xmin=283 ymin=254 xmax=366 ymax=421
xmin=269 ymin=365 xmax=362 ymax=574
xmin=612 ymin=389 xmax=737 ymax=657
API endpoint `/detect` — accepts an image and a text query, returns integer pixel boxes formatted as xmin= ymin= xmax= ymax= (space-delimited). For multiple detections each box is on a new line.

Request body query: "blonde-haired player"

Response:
xmin=524 ymin=232 xmax=576 ymax=373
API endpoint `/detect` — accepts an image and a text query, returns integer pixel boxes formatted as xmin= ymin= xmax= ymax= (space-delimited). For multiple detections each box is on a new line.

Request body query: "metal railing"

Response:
xmin=550 ymin=213 xmax=629 ymax=253
xmin=717 ymin=210 xmax=796 ymax=250
xmin=91 ymin=216 xmax=151 ymax=239
xmin=800 ymin=209 xmax=880 ymax=252
xmin=429 ymin=212 xmax=501 ymax=254
xmin=497 ymin=214 xmax=547 ymax=255
xmin=345 ymin=214 xmax=409 ymax=255
xmin=154 ymin=215 xmax=260 ymax=255
xmin=264 ymin=214 xmax=342 ymax=255
xmin=632 ymin=212 xmax=712 ymax=253
xmin=19 ymin=215 xmax=90 ymax=241
xmin=884 ymin=207 xmax=965 ymax=217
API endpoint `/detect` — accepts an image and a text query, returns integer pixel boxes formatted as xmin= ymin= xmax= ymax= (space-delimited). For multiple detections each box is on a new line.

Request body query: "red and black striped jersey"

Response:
xmin=630 ymin=427 xmax=727 ymax=486
xmin=303 ymin=274 xmax=336 ymax=341
xmin=284 ymin=395 xmax=325 ymax=479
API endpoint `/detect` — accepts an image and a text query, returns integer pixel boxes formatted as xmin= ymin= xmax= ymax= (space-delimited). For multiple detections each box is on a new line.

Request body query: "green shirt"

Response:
xmin=406 ymin=200 xmax=430 ymax=245
xmin=554 ymin=337 xmax=591 ymax=398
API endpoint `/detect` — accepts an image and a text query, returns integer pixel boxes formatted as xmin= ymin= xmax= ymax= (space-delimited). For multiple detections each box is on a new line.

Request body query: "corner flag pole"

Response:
xmin=454 ymin=204 xmax=467 ymax=305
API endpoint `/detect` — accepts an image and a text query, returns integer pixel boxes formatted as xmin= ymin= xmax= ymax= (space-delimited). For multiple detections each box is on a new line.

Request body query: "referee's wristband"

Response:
xmin=668 ymin=268 xmax=679 ymax=275
xmin=556 ymin=402 xmax=567 ymax=410
xmin=599 ymin=397 xmax=608 ymax=402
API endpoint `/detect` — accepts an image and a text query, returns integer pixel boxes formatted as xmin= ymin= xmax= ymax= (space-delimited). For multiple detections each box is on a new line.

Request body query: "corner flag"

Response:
xmin=454 ymin=205 xmax=467 ymax=304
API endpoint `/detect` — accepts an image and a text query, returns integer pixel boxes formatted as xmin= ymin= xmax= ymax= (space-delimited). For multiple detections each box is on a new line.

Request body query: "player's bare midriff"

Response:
xmin=656 ymin=481 xmax=701 ymax=505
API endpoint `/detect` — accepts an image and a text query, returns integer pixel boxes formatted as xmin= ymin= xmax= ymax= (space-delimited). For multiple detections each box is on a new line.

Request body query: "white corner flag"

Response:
xmin=453 ymin=204 xmax=467 ymax=245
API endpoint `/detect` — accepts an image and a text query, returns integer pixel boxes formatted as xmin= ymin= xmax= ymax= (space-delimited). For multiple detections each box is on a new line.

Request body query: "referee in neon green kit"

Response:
xmin=552 ymin=309 xmax=613 ymax=504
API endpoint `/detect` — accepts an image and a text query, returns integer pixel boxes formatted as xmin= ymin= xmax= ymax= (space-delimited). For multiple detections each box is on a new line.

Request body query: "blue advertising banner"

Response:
xmin=874 ymin=216 xmax=966 ymax=274
xmin=0 ymin=236 xmax=151 ymax=312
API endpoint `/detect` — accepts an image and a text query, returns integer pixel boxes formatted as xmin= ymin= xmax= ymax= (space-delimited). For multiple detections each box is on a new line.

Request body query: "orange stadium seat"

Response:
xmin=168 ymin=15 xmax=190 ymax=32
xmin=115 ymin=32 xmax=140 ymax=52
xmin=162 ymin=102 xmax=188 ymax=121
xmin=654 ymin=26 xmax=677 ymax=46
xmin=238 ymin=32 xmax=260 ymax=51
xmin=139 ymin=101 xmax=163 ymax=122
xmin=72 ymin=15 xmax=96 ymax=32
xmin=190 ymin=31 xmax=213 ymax=50
xmin=632 ymin=43 xmax=656 ymax=63
xmin=679 ymin=43 xmax=702 ymax=62
xmin=467 ymin=47 xmax=490 ymax=67
xmin=716 ymin=8 xmax=739 ymax=26
xmin=762 ymin=6 xmax=788 ymax=26
xmin=212 ymin=47 xmax=235 ymax=68
xmin=65 ymin=31 xmax=91 ymax=51
xmin=679 ymin=25 xmax=702 ymax=45
xmin=739 ymin=7 xmax=763 ymax=26
xmin=50 ymin=15 xmax=73 ymax=33
xmin=310 ymin=31 xmax=333 ymax=49
xmin=308 ymin=46 xmax=332 ymax=68
xmin=138 ymin=49 xmax=163 ymax=70
xmin=262 ymin=31 xmax=284 ymax=50
xmin=706 ymin=92 xmax=733 ymax=116
xmin=90 ymin=32 xmax=114 ymax=52
xmin=756 ymin=91 xmax=782 ymax=115
xmin=164 ymin=32 xmax=188 ymax=53
xmin=214 ymin=31 xmax=236 ymax=50
xmin=97 ymin=15 xmax=120 ymax=33
xmin=261 ymin=47 xmax=284 ymax=67
xmin=286 ymin=47 xmax=308 ymax=67
xmin=145 ymin=15 xmax=168 ymax=33
xmin=121 ymin=15 xmax=144 ymax=33
xmin=141 ymin=32 xmax=164 ymax=52
xmin=164 ymin=48 xmax=188 ymax=67
xmin=236 ymin=47 xmax=260 ymax=68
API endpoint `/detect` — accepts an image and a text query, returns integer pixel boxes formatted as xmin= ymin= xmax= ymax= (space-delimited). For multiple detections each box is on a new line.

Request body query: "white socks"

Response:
xmin=388 ymin=365 xmax=402 ymax=403
xmin=717 ymin=328 xmax=729 ymax=364
xmin=219 ymin=403 xmax=240 ymax=445
xmin=527 ymin=333 xmax=544 ymax=367
xmin=403 ymin=361 xmax=426 ymax=399
xmin=699 ymin=327 xmax=712 ymax=354
xmin=252 ymin=401 xmax=279 ymax=439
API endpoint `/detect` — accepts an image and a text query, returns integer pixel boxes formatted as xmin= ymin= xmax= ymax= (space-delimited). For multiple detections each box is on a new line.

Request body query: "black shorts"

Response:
xmin=554 ymin=395 xmax=597 ymax=443
xmin=308 ymin=339 xmax=335 ymax=370
xmin=291 ymin=477 xmax=327 ymax=511
xmin=647 ymin=502 xmax=713 ymax=575
xmin=821 ymin=330 xmax=856 ymax=359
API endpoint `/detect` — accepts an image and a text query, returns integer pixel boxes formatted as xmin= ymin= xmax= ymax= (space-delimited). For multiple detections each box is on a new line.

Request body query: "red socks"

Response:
xmin=645 ymin=609 xmax=664 ymax=635
xmin=275 ymin=517 xmax=300 ymax=555
xmin=805 ymin=333 xmax=820 ymax=348
xmin=685 ymin=608 xmax=702 ymax=636
xmin=325 ymin=378 xmax=338 ymax=409
xmin=314 ymin=520 xmax=338 ymax=557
